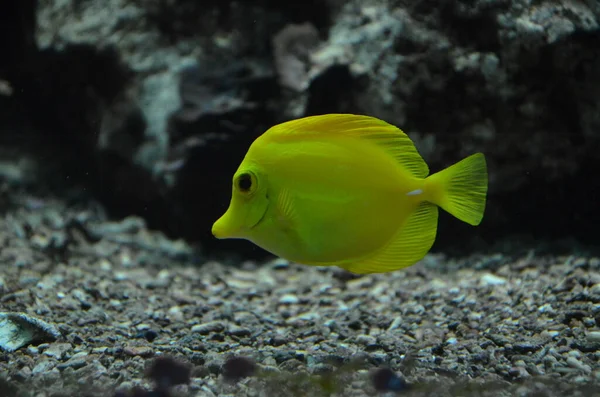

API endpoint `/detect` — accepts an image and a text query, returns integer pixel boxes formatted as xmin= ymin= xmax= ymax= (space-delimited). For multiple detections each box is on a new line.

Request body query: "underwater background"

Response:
xmin=0 ymin=0 xmax=599 ymax=396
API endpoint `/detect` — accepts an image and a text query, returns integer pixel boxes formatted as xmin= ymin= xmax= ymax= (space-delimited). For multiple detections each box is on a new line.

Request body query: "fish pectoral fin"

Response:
xmin=341 ymin=201 xmax=439 ymax=274
xmin=276 ymin=188 xmax=300 ymax=233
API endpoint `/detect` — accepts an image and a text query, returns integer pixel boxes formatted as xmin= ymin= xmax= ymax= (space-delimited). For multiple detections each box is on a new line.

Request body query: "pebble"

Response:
xmin=279 ymin=294 xmax=299 ymax=304
xmin=566 ymin=356 xmax=592 ymax=374
xmin=356 ymin=334 xmax=377 ymax=346
xmin=123 ymin=345 xmax=154 ymax=357
xmin=538 ymin=304 xmax=555 ymax=314
xmin=74 ymin=360 xmax=108 ymax=377
xmin=44 ymin=343 xmax=72 ymax=359
xmin=226 ymin=279 xmax=255 ymax=289
xmin=19 ymin=275 xmax=40 ymax=286
xmin=481 ymin=273 xmax=507 ymax=286
xmin=114 ymin=272 xmax=128 ymax=281
xmin=57 ymin=356 xmax=88 ymax=370
xmin=387 ymin=317 xmax=402 ymax=331
xmin=32 ymin=359 xmax=55 ymax=375
xmin=508 ymin=366 xmax=530 ymax=378
xmin=586 ymin=331 xmax=600 ymax=342
xmin=228 ymin=325 xmax=252 ymax=337
xmin=191 ymin=321 xmax=225 ymax=334
xmin=269 ymin=258 xmax=289 ymax=269
xmin=16 ymin=366 xmax=31 ymax=380
xmin=286 ymin=312 xmax=320 ymax=324
xmin=135 ymin=323 xmax=151 ymax=331
xmin=168 ymin=306 xmax=184 ymax=322
xmin=27 ymin=346 xmax=39 ymax=355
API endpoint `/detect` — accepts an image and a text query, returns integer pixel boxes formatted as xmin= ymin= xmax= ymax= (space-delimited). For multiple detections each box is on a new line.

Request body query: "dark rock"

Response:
xmin=146 ymin=356 xmax=191 ymax=389
xmin=221 ymin=356 xmax=257 ymax=382
xmin=1 ymin=0 xmax=599 ymax=258
xmin=370 ymin=367 xmax=408 ymax=392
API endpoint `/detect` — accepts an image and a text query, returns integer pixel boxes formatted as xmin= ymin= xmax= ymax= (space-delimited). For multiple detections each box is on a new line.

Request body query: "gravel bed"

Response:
xmin=0 ymin=191 xmax=599 ymax=396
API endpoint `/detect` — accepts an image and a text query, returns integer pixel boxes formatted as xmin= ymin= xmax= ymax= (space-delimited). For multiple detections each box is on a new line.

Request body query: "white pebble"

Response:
xmin=279 ymin=294 xmax=299 ymax=304
xmin=481 ymin=273 xmax=507 ymax=286
xmin=586 ymin=331 xmax=600 ymax=342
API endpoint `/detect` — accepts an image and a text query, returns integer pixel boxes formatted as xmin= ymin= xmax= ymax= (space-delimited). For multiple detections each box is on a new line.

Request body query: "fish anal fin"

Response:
xmin=340 ymin=201 xmax=439 ymax=274
xmin=266 ymin=114 xmax=429 ymax=178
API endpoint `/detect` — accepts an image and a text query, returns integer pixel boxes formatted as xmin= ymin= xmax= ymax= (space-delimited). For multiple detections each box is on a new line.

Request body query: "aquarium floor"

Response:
xmin=0 ymin=191 xmax=599 ymax=397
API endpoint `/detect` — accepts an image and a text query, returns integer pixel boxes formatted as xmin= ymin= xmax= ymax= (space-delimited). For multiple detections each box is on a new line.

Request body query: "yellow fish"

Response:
xmin=212 ymin=114 xmax=488 ymax=274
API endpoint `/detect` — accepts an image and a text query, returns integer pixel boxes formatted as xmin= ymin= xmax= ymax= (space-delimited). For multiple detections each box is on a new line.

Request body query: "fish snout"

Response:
xmin=211 ymin=217 xmax=227 ymax=239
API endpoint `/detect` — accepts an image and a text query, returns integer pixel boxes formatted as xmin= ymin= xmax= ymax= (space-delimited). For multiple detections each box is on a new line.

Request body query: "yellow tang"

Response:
xmin=212 ymin=114 xmax=488 ymax=274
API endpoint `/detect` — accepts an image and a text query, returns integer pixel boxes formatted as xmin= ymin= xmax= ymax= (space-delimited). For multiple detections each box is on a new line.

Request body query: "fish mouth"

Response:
xmin=212 ymin=203 xmax=269 ymax=239
xmin=211 ymin=218 xmax=227 ymax=239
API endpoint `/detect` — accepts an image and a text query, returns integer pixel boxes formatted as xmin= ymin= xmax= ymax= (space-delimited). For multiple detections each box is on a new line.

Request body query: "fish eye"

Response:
xmin=237 ymin=173 xmax=253 ymax=193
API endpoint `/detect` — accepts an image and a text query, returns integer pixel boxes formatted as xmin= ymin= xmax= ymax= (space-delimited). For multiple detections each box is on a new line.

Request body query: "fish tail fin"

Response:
xmin=424 ymin=153 xmax=488 ymax=226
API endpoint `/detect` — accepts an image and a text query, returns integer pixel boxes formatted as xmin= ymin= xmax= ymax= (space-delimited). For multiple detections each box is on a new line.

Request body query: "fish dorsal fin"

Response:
xmin=265 ymin=114 xmax=429 ymax=178
xmin=335 ymin=201 xmax=439 ymax=274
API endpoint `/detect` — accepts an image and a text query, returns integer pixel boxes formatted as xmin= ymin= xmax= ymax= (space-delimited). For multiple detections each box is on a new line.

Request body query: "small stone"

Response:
xmin=541 ymin=330 xmax=560 ymax=338
xmin=57 ymin=356 xmax=88 ymax=370
xmin=32 ymin=359 xmax=55 ymax=375
xmin=27 ymin=346 xmax=39 ymax=355
xmin=566 ymin=356 xmax=592 ymax=374
xmin=15 ymin=366 xmax=31 ymax=380
xmin=279 ymin=294 xmax=299 ymax=304
xmin=74 ymin=360 xmax=108 ymax=378
xmin=587 ymin=331 xmax=600 ymax=342
xmin=571 ymin=340 xmax=600 ymax=353
xmin=480 ymin=273 xmax=507 ymax=286
xmin=228 ymin=325 xmax=252 ymax=337
xmin=141 ymin=329 xmax=159 ymax=342
xmin=567 ymin=350 xmax=581 ymax=358
xmin=356 ymin=334 xmax=377 ymax=346
xmin=508 ymin=366 xmax=530 ymax=378
xmin=268 ymin=336 xmax=288 ymax=346
xmin=513 ymin=341 xmax=542 ymax=354
xmin=136 ymin=323 xmax=151 ymax=331
xmin=114 ymin=272 xmax=128 ymax=281
xmin=191 ymin=321 xmax=225 ymax=334
xmin=387 ymin=317 xmax=402 ymax=331
xmin=19 ymin=275 xmax=40 ymax=287
xmin=44 ymin=343 xmax=72 ymax=359
xmin=110 ymin=299 xmax=122 ymax=308
xmin=269 ymin=258 xmax=289 ymax=269
xmin=488 ymin=334 xmax=511 ymax=347
xmin=124 ymin=345 xmax=154 ymax=357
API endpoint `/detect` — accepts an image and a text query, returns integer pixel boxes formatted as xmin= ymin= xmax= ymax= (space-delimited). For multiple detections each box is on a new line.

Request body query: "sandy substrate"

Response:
xmin=0 ymin=192 xmax=599 ymax=397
